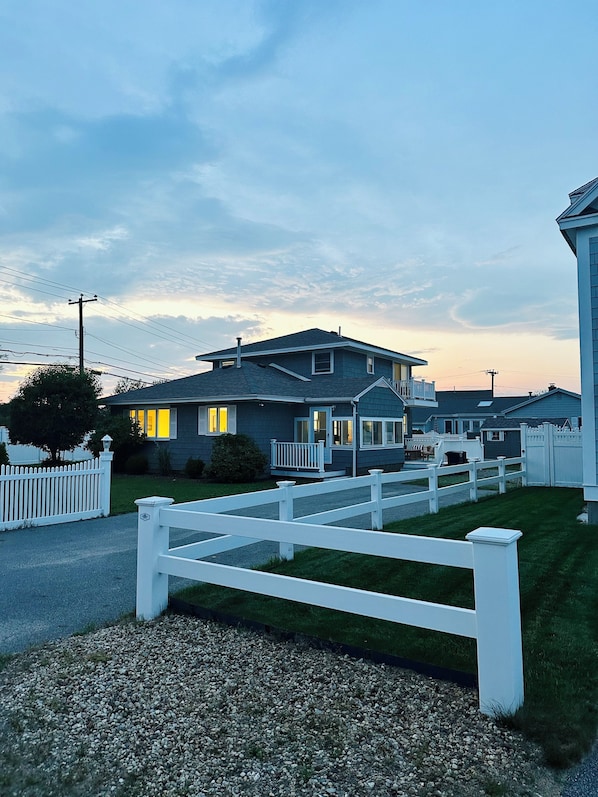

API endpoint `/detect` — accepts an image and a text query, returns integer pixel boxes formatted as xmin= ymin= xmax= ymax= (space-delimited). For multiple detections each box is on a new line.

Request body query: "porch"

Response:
xmin=269 ymin=440 xmax=346 ymax=479
xmin=404 ymin=433 xmax=484 ymax=467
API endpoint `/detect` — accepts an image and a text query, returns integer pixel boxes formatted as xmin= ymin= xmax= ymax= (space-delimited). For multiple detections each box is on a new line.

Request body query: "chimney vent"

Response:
xmin=236 ymin=337 xmax=242 ymax=368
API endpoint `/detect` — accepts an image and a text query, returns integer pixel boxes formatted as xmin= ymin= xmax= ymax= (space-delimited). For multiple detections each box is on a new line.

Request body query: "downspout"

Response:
xmin=351 ymin=400 xmax=358 ymax=478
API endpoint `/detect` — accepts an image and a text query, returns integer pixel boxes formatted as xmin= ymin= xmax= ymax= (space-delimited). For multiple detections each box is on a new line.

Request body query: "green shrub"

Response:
xmin=156 ymin=445 xmax=172 ymax=476
xmin=125 ymin=453 xmax=149 ymax=475
xmin=184 ymin=456 xmax=205 ymax=479
xmin=206 ymin=434 xmax=267 ymax=483
xmin=87 ymin=410 xmax=146 ymax=473
xmin=0 ymin=442 xmax=8 ymax=466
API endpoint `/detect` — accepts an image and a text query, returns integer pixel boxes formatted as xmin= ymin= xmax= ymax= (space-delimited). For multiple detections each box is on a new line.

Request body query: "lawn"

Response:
xmin=109 ymin=473 xmax=280 ymax=515
xmin=172 ymin=486 xmax=598 ymax=768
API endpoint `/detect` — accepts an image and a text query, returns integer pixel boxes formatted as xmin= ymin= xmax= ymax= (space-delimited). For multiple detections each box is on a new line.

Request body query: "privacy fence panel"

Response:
xmin=520 ymin=423 xmax=582 ymax=487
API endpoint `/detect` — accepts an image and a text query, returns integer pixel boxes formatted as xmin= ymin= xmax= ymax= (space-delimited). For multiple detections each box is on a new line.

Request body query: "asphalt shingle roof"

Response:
xmin=196 ymin=327 xmax=427 ymax=366
xmin=102 ymin=363 xmax=395 ymax=406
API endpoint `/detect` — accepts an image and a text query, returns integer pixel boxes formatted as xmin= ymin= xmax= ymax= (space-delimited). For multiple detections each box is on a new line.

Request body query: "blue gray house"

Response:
xmin=557 ymin=176 xmax=598 ymax=520
xmin=102 ymin=328 xmax=437 ymax=477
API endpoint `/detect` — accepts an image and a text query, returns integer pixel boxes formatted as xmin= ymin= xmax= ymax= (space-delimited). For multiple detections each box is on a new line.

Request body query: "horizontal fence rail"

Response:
xmin=0 ymin=441 xmax=113 ymax=530
xmin=136 ymin=456 xmax=526 ymax=717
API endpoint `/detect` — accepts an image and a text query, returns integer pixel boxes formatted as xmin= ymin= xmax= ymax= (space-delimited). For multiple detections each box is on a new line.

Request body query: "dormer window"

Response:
xmin=313 ymin=351 xmax=333 ymax=374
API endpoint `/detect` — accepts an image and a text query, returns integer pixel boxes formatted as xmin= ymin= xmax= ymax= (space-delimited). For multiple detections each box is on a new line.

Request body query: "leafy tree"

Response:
xmin=206 ymin=434 xmax=267 ymax=482
xmin=8 ymin=366 xmax=101 ymax=464
xmin=87 ymin=409 xmax=146 ymax=473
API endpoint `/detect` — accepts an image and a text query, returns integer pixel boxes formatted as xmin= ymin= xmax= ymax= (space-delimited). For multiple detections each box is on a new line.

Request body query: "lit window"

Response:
xmin=199 ymin=405 xmax=236 ymax=435
xmin=209 ymin=406 xmax=228 ymax=433
xmin=129 ymin=408 xmax=171 ymax=440
xmin=313 ymin=351 xmax=333 ymax=374
xmin=361 ymin=418 xmax=403 ymax=447
xmin=332 ymin=419 xmax=353 ymax=446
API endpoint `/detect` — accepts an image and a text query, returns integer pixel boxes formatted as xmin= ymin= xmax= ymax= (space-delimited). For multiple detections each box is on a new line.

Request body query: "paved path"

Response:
xmin=0 ymin=479 xmax=459 ymax=655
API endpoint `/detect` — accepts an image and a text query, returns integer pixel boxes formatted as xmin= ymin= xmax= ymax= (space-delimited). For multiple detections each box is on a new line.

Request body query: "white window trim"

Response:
xmin=366 ymin=355 xmax=374 ymax=375
xmin=360 ymin=417 xmax=404 ymax=448
xmin=312 ymin=350 xmax=334 ymax=374
xmin=198 ymin=405 xmax=237 ymax=435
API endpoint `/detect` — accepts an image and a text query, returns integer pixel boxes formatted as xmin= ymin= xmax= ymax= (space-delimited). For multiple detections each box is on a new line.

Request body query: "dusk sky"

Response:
xmin=1 ymin=0 xmax=596 ymax=402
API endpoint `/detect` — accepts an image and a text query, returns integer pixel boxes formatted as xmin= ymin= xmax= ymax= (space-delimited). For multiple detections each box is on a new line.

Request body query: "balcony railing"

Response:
xmin=394 ymin=378 xmax=436 ymax=402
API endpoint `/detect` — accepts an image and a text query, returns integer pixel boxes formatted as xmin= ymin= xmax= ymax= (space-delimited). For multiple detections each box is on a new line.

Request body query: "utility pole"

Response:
xmin=68 ymin=294 xmax=97 ymax=373
xmin=485 ymin=369 xmax=499 ymax=396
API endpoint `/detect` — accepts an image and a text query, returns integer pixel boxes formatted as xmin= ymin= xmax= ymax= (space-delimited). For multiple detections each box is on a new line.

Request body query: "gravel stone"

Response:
xmin=0 ymin=615 xmax=564 ymax=796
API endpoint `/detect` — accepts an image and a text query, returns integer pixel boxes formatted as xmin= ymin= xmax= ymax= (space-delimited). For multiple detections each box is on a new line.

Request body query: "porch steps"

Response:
xmin=270 ymin=469 xmax=347 ymax=480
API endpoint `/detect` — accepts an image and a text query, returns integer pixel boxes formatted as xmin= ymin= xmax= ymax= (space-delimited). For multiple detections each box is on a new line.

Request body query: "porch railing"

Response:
xmin=394 ymin=378 xmax=436 ymax=402
xmin=270 ymin=440 xmax=325 ymax=473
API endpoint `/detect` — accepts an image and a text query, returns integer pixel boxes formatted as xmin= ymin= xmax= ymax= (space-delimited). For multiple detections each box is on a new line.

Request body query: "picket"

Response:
xmin=0 ymin=437 xmax=113 ymax=530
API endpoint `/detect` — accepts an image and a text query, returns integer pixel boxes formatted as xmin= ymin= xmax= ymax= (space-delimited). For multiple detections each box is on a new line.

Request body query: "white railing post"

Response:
xmin=469 ymin=461 xmax=478 ymax=503
xmin=270 ymin=439 xmax=277 ymax=469
xmin=497 ymin=456 xmax=506 ymax=494
xmin=135 ymin=496 xmax=174 ymax=620
xmin=368 ymin=469 xmax=383 ymax=530
xmin=428 ymin=464 xmax=439 ymax=513
xmin=276 ymin=480 xmax=296 ymax=560
xmin=317 ymin=440 xmax=325 ymax=473
xmin=99 ymin=435 xmax=113 ymax=516
xmin=466 ymin=527 xmax=524 ymax=716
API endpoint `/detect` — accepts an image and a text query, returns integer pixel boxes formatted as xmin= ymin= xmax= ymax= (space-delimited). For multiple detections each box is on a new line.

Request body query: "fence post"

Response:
xmin=135 ymin=496 xmax=174 ymax=620
xmin=277 ymin=480 xmax=296 ymax=560
xmin=270 ymin=439 xmax=277 ymax=470
xmin=368 ymin=469 xmax=383 ymax=530
xmin=466 ymin=526 xmax=524 ymax=716
xmin=469 ymin=461 xmax=478 ymax=503
xmin=99 ymin=435 xmax=113 ymax=516
xmin=428 ymin=464 xmax=439 ymax=513
xmin=497 ymin=456 xmax=506 ymax=494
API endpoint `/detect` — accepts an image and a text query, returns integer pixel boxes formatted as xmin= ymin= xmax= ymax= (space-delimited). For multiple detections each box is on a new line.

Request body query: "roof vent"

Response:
xmin=236 ymin=337 xmax=242 ymax=368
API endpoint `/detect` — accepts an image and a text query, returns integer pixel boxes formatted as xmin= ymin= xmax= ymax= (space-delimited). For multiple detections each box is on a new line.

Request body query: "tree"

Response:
xmin=8 ymin=365 xmax=101 ymax=464
xmin=87 ymin=409 xmax=146 ymax=473
xmin=114 ymin=377 xmax=150 ymax=394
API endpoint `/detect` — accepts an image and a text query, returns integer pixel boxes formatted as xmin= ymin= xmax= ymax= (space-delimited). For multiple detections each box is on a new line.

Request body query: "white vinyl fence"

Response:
xmin=521 ymin=423 xmax=582 ymax=487
xmin=0 ymin=437 xmax=113 ymax=531
xmin=135 ymin=460 xmax=526 ymax=717
xmin=0 ymin=425 xmax=94 ymax=466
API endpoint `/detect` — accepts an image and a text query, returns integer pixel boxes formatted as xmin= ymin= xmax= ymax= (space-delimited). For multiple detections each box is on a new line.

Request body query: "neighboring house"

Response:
xmin=411 ymin=387 xmax=581 ymax=459
xmin=481 ymin=417 xmax=571 ymax=459
xmin=411 ymin=390 xmax=529 ymax=436
xmin=557 ymin=176 xmax=598 ymax=521
xmin=102 ymin=328 xmax=437 ymax=477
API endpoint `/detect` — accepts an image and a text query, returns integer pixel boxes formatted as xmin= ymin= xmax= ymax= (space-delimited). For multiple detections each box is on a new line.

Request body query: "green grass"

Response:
xmin=109 ymin=473 xmax=279 ymax=515
xmin=173 ymin=487 xmax=598 ymax=767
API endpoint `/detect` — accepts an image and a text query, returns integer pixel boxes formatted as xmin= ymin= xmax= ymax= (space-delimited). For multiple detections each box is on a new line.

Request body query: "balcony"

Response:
xmin=394 ymin=378 xmax=437 ymax=406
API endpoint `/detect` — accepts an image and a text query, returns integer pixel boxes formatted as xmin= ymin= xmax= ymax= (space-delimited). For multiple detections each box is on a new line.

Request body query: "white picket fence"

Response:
xmin=0 ymin=437 xmax=113 ymax=531
xmin=521 ymin=423 xmax=582 ymax=487
xmin=135 ymin=460 xmax=526 ymax=717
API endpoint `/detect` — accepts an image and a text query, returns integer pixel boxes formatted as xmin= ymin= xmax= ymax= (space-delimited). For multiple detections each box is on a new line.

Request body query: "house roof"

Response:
xmin=196 ymin=327 xmax=428 ymax=367
xmin=102 ymin=362 xmax=401 ymax=407
xmin=410 ymin=390 xmax=530 ymax=426
xmin=556 ymin=176 xmax=598 ymax=253
xmin=481 ymin=417 xmax=570 ymax=430
xmin=502 ymin=387 xmax=580 ymax=415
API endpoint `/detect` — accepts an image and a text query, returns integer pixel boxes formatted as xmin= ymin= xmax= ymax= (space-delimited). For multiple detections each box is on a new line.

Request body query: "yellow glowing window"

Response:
xmin=209 ymin=406 xmax=228 ymax=433
xmin=129 ymin=408 xmax=170 ymax=439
